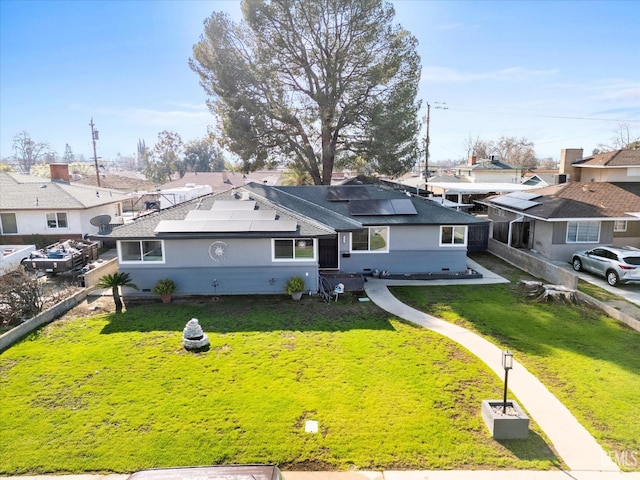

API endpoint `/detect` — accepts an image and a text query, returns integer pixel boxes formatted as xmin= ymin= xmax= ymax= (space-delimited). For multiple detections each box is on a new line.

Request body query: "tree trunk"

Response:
xmin=112 ymin=286 xmax=123 ymax=314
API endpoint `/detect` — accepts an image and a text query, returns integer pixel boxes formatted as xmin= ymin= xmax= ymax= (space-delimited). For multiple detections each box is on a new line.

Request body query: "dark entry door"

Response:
xmin=318 ymin=237 xmax=339 ymax=269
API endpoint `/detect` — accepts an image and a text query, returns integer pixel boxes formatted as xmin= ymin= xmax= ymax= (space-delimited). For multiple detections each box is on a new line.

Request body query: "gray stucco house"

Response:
xmin=92 ymin=183 xmax=487 ymax=295
xmin=478 ymin=181 xmax=640 ymax=262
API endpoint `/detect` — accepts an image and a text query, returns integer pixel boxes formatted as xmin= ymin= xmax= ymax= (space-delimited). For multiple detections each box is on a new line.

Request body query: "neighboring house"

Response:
xmin=453 ymin=155 xmax=524 ymax=184
xmin=92 ymin=183 xmax=487 ymax=296
xmin=159 ymin=170 xmax=284 ymax=193
xmin=0 ymin=164 xmax=129 ymax=246
xmin=478 ymin=182 xmax=640 ymax=262
xmin=559 ymin=148 xmax=640 ymax=183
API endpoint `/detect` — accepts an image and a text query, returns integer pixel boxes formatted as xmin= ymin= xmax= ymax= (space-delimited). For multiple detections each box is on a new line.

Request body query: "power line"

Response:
xmin=444 ymin=104 xmax=638 ymax=123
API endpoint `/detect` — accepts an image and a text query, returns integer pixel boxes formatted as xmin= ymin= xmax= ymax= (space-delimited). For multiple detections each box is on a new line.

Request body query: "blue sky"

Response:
xmin=1 ymin=0 xmax=639 ymax=166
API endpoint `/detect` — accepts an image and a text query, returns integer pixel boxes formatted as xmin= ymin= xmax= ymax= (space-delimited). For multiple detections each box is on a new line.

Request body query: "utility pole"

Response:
xmin=423 ymin=102 xmax=447 ymax=191
xmin=89 ymin=118 xmax=101 ymax=187
xmin=425 ymin=102 xmax=431 ymax=185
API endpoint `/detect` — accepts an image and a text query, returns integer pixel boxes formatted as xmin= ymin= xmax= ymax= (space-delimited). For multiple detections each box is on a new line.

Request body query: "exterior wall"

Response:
xmin=119 ymin=238 xmax=319 ymax=295
xmin=2 ymin=203 xmax=123 ymax=239
xmin=455 ymin=169 xmax=521 ymax=184
xmin=338 ymin=225 xmax=469 ymax=274
xmin=530 ymin=220 xmax=554 ymax=258
xmin=559 ymin=148 xmax=583 ymax=181
xmin=576 ymin=168 xmax=639 ymax=183
xmin=547 ymin=221 xmax=614 ymax=262
xmin=488 ymin=238 xmax=579 ymax=289
xmin=612 ymin=221 xmax=640 ymax=248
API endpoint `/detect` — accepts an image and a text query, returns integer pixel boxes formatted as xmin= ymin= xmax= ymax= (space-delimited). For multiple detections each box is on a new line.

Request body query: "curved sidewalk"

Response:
xmin=363 ymin=269 xmax=619 ymax=473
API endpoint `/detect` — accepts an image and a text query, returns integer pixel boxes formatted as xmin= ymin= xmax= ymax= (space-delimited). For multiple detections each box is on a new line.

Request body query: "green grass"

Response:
xmin=391 ymin=280 xmax=640 ymax=471
xmin=0 ymin=296 xmax=560 ymax=474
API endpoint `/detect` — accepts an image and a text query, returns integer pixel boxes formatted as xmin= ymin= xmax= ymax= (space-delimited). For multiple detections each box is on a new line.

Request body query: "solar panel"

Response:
xmin=492 ymin=195 xmax=539 ymax=210
xmin=326 ymin=186 xmax=370 ymax=201
xmin=211 ymin=200 xmax=256 ymax=210
xmin=348 ymin=199 xmax=417 ymax=215
xmin=154 ymin=219 xmax=296 ymax=233
xmin=185 ymin=209 xmax=276 ymax=221
xmin=508 ymin=191 xmax=541 ymax=201
xmin=389 ymin=199 xmax=418 ymax=214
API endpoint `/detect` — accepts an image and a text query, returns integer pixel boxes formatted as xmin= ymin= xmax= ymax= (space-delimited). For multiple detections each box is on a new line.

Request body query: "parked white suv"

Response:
xmin=572 ymin=246 xmax=640 ymax=287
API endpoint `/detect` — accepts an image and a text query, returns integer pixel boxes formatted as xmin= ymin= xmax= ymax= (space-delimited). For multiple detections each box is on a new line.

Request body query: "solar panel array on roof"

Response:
xmin=211 ymin=200 xmax=256 ymax=210
xmin=492 ymin=194 xmax=539 ymax=211
xmin=349 ymin=198 xmax=417 ymax=215
xmin=154 ymin=219 xmax=296 ymax=233
xmin=507 ymin=191 xmax=541 ymax=201
xmin=326 ymin=186 xmax=370 ymax=201
xmin=186 ymin=209 xmax=276 ymax=221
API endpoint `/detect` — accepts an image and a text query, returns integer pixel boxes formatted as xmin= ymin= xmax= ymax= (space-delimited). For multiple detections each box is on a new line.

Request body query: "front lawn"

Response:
xmin=0 ymin=296 xmax=560 ymax=474
xmin=392 ymin=255 xmax=640 ymax=471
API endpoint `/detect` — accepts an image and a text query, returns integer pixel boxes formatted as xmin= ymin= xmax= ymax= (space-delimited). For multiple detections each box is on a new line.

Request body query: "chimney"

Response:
xmin=559 ymin=148 xmax=583 ymax=182
xmin=50 ymin=163 xmax=70 ymax=182
xmin=468 ymin=155 xmax=477 ymax=166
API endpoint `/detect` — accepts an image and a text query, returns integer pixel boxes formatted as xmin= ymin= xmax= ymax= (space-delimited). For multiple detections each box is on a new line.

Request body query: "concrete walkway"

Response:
xmin=363 ymin=258 xmax=620 ymax=473
xmin=3 ymin=469 xmax=639 ymax=480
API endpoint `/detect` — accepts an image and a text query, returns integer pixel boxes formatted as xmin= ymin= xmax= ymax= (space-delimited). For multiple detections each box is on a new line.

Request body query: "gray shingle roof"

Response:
xmin=576 ymin=149 xmax=640 ymax=167
xmin=0 ymin=172 xmax=129 ymax=210
xmin=247 ymin=183 xmax=486 ymax=226
xmin=481 ymin=182 xmax=640 ymax=220
xmin=96 ymin=183 xmax=486 ymax=240
xmin=95 ymin=187 xmax=336 ymax=240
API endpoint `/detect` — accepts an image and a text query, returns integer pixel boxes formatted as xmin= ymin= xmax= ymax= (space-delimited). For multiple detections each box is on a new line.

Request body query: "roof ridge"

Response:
xmin=239 ymin=184 xmax=341 ymax=234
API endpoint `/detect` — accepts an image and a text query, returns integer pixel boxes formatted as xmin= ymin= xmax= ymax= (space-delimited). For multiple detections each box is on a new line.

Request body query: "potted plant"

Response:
xmin=153 ymin=278 xmax=177 ymax=303
xmin=285 ymin=276 xmax=305 ymax=300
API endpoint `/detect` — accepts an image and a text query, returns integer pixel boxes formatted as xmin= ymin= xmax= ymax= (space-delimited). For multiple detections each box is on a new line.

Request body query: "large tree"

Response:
xmin=468 ymin=136 xmax=537 ymax=169
xmin=11 ymin=131 xmax=51 ymax=173
xmin=184 ymin=136 xmax=226 ymax=172
xmin=143 ymin=131 xmax=184 ymax=183
xmin=190 ymin=0 xmax=421 ymax=185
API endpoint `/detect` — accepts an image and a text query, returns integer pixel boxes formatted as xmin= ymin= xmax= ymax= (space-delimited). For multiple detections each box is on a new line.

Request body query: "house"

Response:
xmin=159 ymin=170 xmax=284 ymax=192
xmin=453 ymin=155 xmax=524 ymax=184
xmin=478 ymin=182 xmax=640 ymax=262
xmin=92 ymin=183 xmax=488 ymax=296
xmin=0 ymin=164 xmax=129 ymax=246
xmin=559 ymin=148 xmax=640 ymax=183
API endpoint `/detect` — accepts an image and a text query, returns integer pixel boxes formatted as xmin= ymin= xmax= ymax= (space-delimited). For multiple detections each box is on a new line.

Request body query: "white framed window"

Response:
xmin=46 ymin=212 xmax=68 ymax=229
xmin=567 ymin=221 xmax=600 ymax=243
xmin=119 ymin=240 xmax=165 ymax=263
xmin=351 ymin=226 xmax=389 ymax=252
xmin=440 ymin=225 xmax=467 ymax=246
xmin=0 ymin=213 xmax=18 ymax=234
xmin=614 ymin=220 xmax=627 ymax=232
xmin=273 ymin=238 xmax=316 ymax=261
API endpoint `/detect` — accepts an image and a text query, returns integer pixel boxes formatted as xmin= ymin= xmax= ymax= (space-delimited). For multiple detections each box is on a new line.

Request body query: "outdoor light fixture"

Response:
xmin=502 ymin=350 xmax=513 ymax=414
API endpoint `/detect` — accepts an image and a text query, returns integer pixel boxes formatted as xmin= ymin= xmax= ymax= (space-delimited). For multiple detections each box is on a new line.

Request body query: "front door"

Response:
xmin=318 ymin=237 xmax=339 ymax=269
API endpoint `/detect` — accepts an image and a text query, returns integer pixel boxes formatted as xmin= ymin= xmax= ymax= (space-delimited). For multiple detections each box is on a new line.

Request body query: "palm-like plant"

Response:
xmin=96 ymin=272 xmax=138 ymax=313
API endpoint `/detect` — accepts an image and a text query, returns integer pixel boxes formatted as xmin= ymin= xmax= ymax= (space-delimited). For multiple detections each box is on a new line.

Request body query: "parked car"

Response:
xmin=571 ymin=246 xmax=640 ymax=286
xmin=127 ymin=465 xmax=283 ymax=480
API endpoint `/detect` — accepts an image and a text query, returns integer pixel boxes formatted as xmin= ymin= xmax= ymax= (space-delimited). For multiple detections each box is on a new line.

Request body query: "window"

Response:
xmin=614 ymin=220 xmax=627 ymax=232
xmin=119 ymin=240 xmax=164 ymax=263
xmin=567 ymin=221 xmax=600 ymax=243
xmin=273 ymin=238 xmax=315 ymax=260
xmin=0 ymin=213 xmax=18 ymax=234
xmin=46 ymin=212 xmax=68 ymax=229
xmin=440 ymin=225 xmax=467 ymax=246
xmin=351 ymin=227 xmax=389 ymax=252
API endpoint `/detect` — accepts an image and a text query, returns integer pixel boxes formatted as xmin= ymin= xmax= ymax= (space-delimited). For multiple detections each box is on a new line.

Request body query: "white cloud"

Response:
xmin=422 ymin=66 xmax=559 ymax=84
xmin=96 ymin=105 xmax=212 ymax=128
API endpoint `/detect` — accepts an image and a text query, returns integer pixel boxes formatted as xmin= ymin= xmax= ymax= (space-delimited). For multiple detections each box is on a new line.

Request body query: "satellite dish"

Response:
xmin=90 ymin=214 xmax=111 ymax=227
